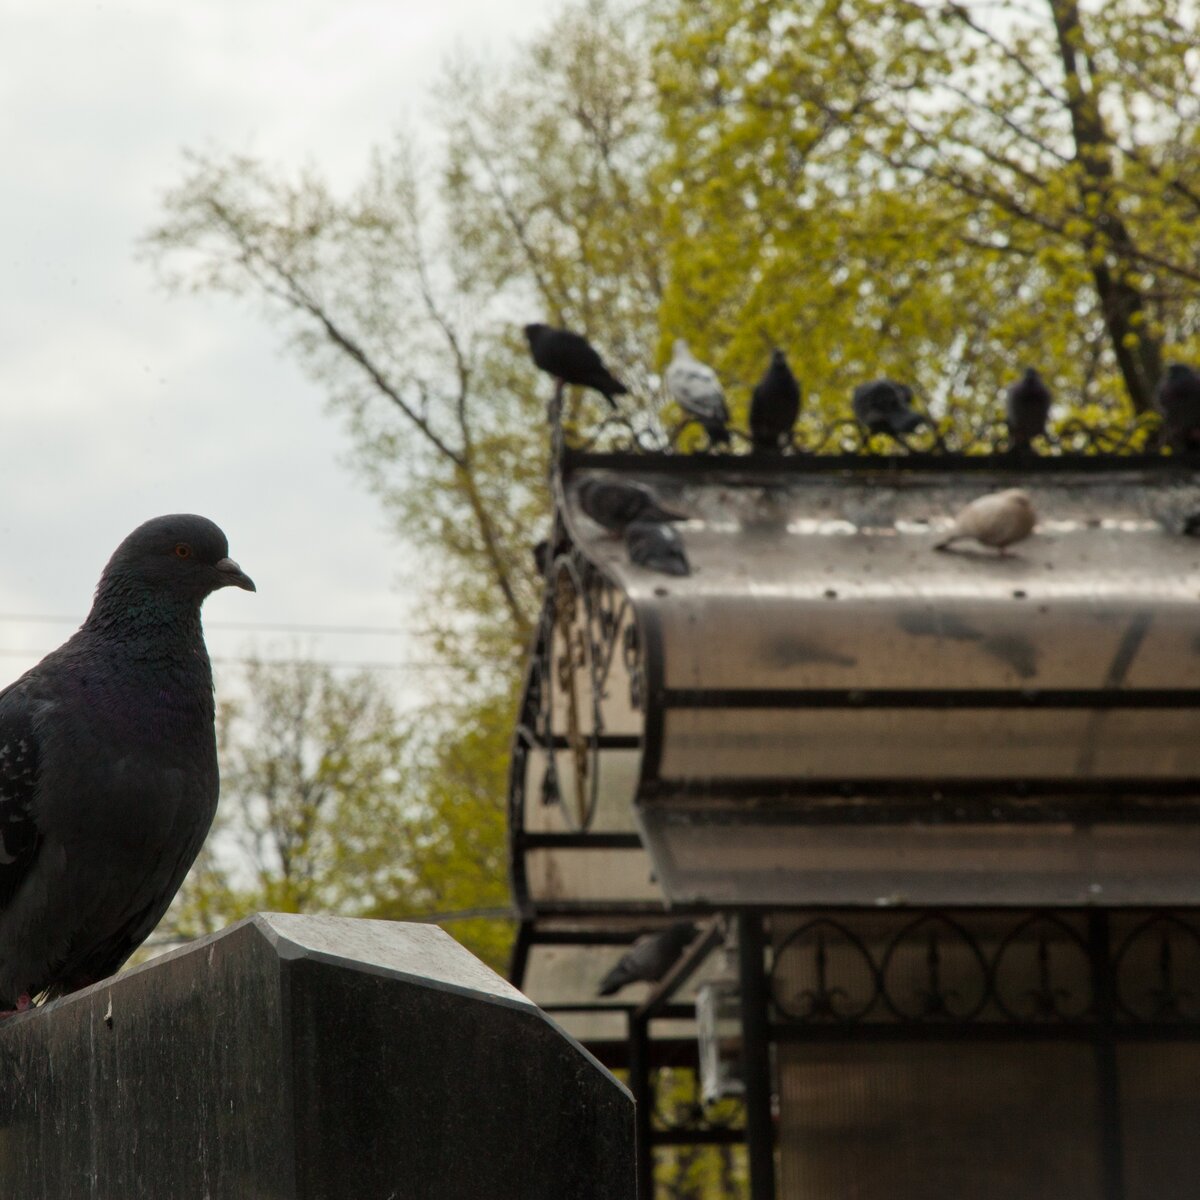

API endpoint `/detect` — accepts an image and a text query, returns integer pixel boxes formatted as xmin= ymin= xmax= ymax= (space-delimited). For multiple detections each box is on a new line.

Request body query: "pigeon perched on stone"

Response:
xmin=0 ymin=515 xmax=254 ymax=1010
xmin=598 ymin=922 xmax=699 ymax=997
xmin=852 ymin=379 xmax=925 ymax=437
xmin=1156 ymin=363 xmax=1200 ymax=453
xmin=665 ymin=340 xmax=730 ymax=447
xmin=1006 ymin=367 xmax=1053 ymax=449
xmin=523 ymin=323 xmax=627 ymax=409
xmin=625 ymin=521 xmax=690 ymax=577
xmin=577 ymin=477 xmax=685 ymax=535
xmin=935 ymin=489 xmax=1036 ymax=554
xmin=749 ymin=350 xmax=801 ymax=452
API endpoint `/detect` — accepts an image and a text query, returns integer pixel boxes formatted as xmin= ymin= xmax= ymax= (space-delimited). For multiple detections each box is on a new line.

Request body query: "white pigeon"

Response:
xmin=665 ymin=339 xmax=730 ymax=445
xmin=935 ymin=488 xmax=1036 ymax=554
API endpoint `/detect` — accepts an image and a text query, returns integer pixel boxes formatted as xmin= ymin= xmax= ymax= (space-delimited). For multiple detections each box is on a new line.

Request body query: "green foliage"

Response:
xmin=653 ymin=0 xmax=1200 ymax=424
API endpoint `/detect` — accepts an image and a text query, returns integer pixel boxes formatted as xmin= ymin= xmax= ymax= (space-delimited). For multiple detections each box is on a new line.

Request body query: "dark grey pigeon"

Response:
xmin=598 ymin=922 xmax=699 ymax=997
xmin=852 ymin=379 xmax=925 ymax=437
xmin=750 ymin=349 xmax=801 ymax=451
xmin=577 ymin=477 xmax=685 ymax=534
xmin=1156 ymin=363 xmax=1200 ymax=453
xmin=524 ymin=323 xmax=628 ymax=409
xmin=625 ymin=521 xmax=690 ymax=577
xmin=1006 ymin=367 xmax=1052 ymax=449
xmin=0 ymin=514 xmax=254 ymax=1010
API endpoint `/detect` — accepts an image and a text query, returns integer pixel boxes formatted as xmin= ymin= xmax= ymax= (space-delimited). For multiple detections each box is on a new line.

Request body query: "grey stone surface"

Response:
xmin=0 ymin=914 xmax=635 ymax=1199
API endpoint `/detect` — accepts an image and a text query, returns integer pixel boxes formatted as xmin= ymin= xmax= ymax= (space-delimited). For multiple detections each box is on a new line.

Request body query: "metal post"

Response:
xmin=1087 ymin=910 xmax=1125 ymax=1200
xmin=628 ymin=1011 xmax=655 ymax=1200
xmin=737 ymin=912 xmax=776 ymax=1200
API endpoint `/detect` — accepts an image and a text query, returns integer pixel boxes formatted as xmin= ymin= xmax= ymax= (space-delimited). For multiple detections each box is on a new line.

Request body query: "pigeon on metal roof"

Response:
xmin=1156 ymin=363 xmax=1200 ymax=453
xmin=577 ymin=478 xmax=685 ymax=534
xmin=852 ymin=379 xmax=925 ymax=437
xmin=523 ymin=323 xmax=627 ymax=409
xmin=625 ymin=521 xmax=691 ymax=577
xmin=0 ymin=514 xmax=254 ymax=1011
xmin=598 ymin=922 xmax=700 ymax=997
xmin=665 ymin=340 xmax=731 ymax=447
xmin=1006 ymin=367 xmax=1053 ymax=449
xmin=749 ymin=349 xmax=801 ymax=452
xmin=935 ymin=488 xmax=1036 ymax=554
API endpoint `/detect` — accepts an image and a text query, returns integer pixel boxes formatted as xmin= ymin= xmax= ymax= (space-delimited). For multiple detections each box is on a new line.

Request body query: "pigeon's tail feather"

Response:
xmin=934 ymin=533 xmax=960 ymax=552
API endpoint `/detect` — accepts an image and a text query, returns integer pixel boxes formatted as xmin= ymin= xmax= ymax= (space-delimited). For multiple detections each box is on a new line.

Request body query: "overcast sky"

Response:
xmin=0 ymin=0 xmax=563 ymax=701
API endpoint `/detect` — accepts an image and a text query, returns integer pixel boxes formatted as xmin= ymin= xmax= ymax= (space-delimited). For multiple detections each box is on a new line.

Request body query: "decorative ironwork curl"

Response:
xmin=772 ymin=917 xmax=880 ymax=1022
xmin=1113 ymin=913 xmax=1200 ymax=1022
xmin=990 ymin=913 xmax=1092 ymax=1022
xmin=878 ymin=913 xmax=991 ymax=1022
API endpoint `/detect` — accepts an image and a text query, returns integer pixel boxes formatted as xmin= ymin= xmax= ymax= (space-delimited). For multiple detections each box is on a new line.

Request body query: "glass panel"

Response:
xmin=1120 ymin=1044 xmax=1200 ymax=1200
xmin=524 ymin=847 xmax=663 ymax=905
xmin=777 ymin=1042 xmax=1102 ymax=1200
xmin=639 ymin=814 xmax=1200 ymax=906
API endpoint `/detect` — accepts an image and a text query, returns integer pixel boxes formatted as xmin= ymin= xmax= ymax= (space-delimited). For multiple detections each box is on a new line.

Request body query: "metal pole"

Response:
xmin=738 ymin=912 xmax=776 ymax=1200
xmin=1087 ymin=910 xmax=1125 ymax=1200
xmin=627 ymin=1011 xmax=655 ymax=1200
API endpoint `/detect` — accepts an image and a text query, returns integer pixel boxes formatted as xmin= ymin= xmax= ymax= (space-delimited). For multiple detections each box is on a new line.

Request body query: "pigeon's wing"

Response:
xmin=666 ymin=362 xmax=728 ymax=422
xmin=0 ymin=681 xmax=44 ymax=910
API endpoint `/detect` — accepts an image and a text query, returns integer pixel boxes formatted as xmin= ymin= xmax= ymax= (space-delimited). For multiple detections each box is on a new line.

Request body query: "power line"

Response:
xmin=0 ymin=613 xmax=417 ymax=637
xmin=0 ymin=648 xmax=474 ymax=673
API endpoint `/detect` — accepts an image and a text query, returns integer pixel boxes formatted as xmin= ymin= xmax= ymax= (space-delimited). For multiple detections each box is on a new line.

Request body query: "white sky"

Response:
xmin=0 ymin=0 xmax=563 ymax=701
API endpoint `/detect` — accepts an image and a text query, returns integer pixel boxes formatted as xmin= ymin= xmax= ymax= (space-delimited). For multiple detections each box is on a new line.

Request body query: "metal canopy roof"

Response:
xmin=509 ymin=433 xmax=1200 ymax=1020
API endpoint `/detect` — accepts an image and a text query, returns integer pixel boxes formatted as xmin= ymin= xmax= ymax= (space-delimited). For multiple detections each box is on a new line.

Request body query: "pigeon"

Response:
xmin=0 ymin=514 xmax=254 ymax=1010
xmin=749 ymin=349 xmax=801 ymax=452
xmin=1156 ymin=363 xmax=1200 ymax=453
xmin=1006 ymin=367 xmax=1053 ymax=449
xmin=935 ymin=488 xmax=1036 ymax=554
xmin=625 ymin=521 xmax=690 ymax=577
xmin=577 ymin=477 xmax=685 ymax=534
xmin=852 ymin=379 xmax=925 ymax=437
xmin=523 ymin=323 xmax=627 ymax=408
xmin=598 ymin=922 xmax=699 ymax=997
xmin=665 ymin=340 xmax=731 ymax=446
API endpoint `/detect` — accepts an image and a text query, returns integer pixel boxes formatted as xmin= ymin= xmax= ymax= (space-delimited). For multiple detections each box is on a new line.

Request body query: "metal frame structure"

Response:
xmin=508 ymin=401 xmax=1200 ymax=1198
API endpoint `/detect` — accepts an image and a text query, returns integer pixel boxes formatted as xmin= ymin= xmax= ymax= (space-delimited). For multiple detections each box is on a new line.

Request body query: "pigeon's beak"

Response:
xmin=215 ymin=558 xmax=256 ymax=593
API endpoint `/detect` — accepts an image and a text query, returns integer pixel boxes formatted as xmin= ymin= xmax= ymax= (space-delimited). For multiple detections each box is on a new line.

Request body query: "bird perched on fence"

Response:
xmin=935 ymin=489 xmax=1037 ymax=555
xmin=577 ymin=477 xmax=685 ymax=535
xmin=665 ymin=340 xmax=731 ymax=447
xmin=749 ymin=349 xmax=801 ymax=452
xmin=852 ymin=379 xmax=925 ymax=438
xmin=1156 ymin=363 xmax=1200 ymax=453
xmin=598 ymin=922 xmax=700 ymax=997
xmin=524 ymin=323 xmax=628 ymax=409
xmin=625 ymin=520 xmax=691 ymax=577
xmin=0 ymin=515 xmax=255 ymax=1012
xmin=1006 ymin=367 xmax=1053 ymax=449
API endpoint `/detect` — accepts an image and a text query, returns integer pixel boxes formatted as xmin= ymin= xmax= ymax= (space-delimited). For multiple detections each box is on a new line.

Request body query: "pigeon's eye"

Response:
xmin=174 ymin=543 xmax=193 ymax=560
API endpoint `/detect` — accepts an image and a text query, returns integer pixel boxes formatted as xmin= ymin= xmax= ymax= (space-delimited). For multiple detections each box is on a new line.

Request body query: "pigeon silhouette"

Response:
xmin=665 ymin=340 xmax=730 ymax=447
xmin=524 ymin=324 xmax=627 ymax=409
xmin=749 ymin=349 xmax=801 ymax=451
xmin=852 ymin=379 xmax=925 ymax=437
xmin=1156 ymin=363 xmax=1200 ymax=453
xmin=625 ymin=521 xmax=690 ymax=576
xmin=577 ymin=478 xmax=685 ymax=534
xmin=1006 ymin=367 xmax=1053 ymax=449
xmin=598 ymin=923 xmax=699 ymax=997
xmin=0 ymin=514 xmax=254 ymax=1010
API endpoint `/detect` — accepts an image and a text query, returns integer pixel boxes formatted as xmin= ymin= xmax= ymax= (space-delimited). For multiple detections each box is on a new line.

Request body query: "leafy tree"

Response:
xmin=653 ymin=0 xmax=1200 ymax=427
xmin=160 ymin=657 xmax=513 ymax=970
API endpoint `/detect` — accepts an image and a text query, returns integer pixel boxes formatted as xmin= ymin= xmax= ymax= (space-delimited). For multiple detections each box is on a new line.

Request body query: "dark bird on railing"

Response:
xmin=1006 ymin=367 xmax=1053 ymax=449
xmin=852 ymin=379 xmax=925 ymax=437
xmin=749 ymin=349 xmax=801 ymax=452
xmin=1183 ymin=512 xmax=1200 ymax=537
xmin=665 ymin=339 xmax=731 ymax=447
xmin=524 ymin=323 xmax=627 ymax=409
xmin=935 ymin=488 xmax=1036 ymax=554
xmin=577 ymin=477 xmax=685 ymax=535
xmin=0 ymin=515 xmax=255 ymax=1012
xmin=598 ymin=922 xmax=700 ymax=997
xmin=625 ymin=520 xmax=691 ymax=577
xmin=1156 ymin=363 xmax=1200 ymax=453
